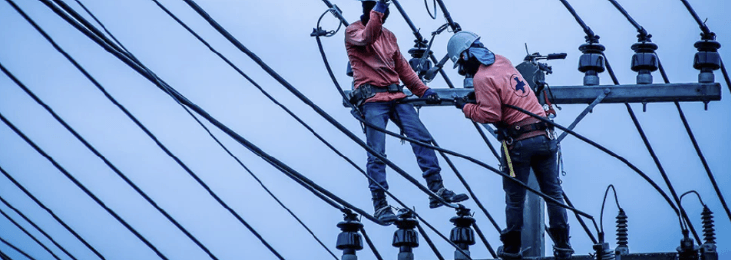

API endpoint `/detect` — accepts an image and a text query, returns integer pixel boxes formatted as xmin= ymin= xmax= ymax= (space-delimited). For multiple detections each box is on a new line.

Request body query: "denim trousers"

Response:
xmin=362 ymin=101 xmax=442 ymax=192
xmin=502 ymin=135 xmax=568 ymax=233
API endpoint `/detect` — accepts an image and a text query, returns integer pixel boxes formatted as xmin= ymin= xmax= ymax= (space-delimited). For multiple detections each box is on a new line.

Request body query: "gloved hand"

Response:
xmin=423 ymin=88 xmax=441 ymax=104
xmin=454 ymin=96 xmax=467 ymax=109
xmin=374 ymin=0 xmax=389 ymax=13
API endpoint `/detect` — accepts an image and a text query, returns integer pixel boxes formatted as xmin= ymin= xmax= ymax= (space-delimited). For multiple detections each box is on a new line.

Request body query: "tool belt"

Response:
xmin=497 ymin=117 xmax=554 ymax=145
xmin=347 ymin=83 xmax=404 ymax=106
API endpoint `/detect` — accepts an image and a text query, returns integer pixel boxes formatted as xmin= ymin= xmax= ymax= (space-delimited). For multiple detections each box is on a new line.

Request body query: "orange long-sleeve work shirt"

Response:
xmin=462 ymin=54 xmax=546 ymax=125
xmin=345 ymin=10 xmax=429 ymax=103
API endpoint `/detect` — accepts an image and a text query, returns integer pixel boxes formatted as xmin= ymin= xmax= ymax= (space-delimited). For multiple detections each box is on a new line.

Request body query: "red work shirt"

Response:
xmin=345 ymin=11 xmax=429 ymax=103
xmin=462 ymin=54 xmax=546 ymax=125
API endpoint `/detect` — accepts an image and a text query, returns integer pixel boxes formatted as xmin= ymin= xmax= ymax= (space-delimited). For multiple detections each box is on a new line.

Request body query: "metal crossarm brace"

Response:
xmin=557 ymin=88 xmax=611 ymax=142
xmin=343 ymin=83 xmax=720 ymax=107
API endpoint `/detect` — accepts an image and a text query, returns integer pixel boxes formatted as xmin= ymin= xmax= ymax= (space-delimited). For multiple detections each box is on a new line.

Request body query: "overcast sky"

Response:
xmin=0 ymin=0 xmax=729 ymax=259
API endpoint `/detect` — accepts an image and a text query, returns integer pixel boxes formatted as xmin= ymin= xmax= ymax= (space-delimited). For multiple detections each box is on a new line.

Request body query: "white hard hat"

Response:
xmin=447 ymin=31 xmax=481 ymax=68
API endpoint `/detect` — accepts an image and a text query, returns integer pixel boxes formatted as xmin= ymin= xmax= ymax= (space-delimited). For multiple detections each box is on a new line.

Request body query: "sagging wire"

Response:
xmin=599 ymin=185 xmax=628 ymax=235
xmin=314 ymin=8 xmax=343 ymax=38
xmin=72 ymin=0 xmax=336 ymax=257
xmin=0 ymin=62 xmax=219 ymax=260
xmin=22 ymin=1 xmax=287 ymax=258
xmin=359 ymin=227 xmax=384 ymax=260
xmin=43 ymin=0 xmax=380 ymax=232
xmin=424 ymin=0 xmax=437 ymax=19
xmin=181 ymin=0 xmax=462 ymax=211
xmin=0 ymin=110 xmax=167 ymax=259
xmin=0 ymin=236 xmax=35 ymax=260
xmin=558 ymin=0 xmax=701 ymax=244
xmin=416 ymin=222 xmax=446 ymax=260
xmin=0 ymin=196 xmax=76 ymax=260
xmin=0 ymin=166 xmax=105 ymax=259
xmin=674 ymin=0 xmax=731 ymax=224
xmin=0 ymin=206 xmax=60 ymax=259
xmin=564 ymin=192 xmax=598 ymax=244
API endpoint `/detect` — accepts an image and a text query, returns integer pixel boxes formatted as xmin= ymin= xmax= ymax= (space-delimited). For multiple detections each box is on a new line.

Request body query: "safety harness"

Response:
xmin=347 ymin=83 xmax=404 ymax=106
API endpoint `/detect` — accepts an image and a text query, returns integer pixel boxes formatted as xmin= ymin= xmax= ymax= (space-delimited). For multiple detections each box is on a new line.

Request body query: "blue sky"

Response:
xmin=0 ymin=0 xmax=729 ymax=259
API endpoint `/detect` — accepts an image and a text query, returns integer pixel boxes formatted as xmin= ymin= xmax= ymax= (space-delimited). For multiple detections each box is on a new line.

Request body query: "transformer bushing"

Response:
xmin=701 ymin=206 xmax=718 ymax=260
xmin=615 ymin=209 xmax=629 ymax=256
xmin=392 ymin=209 xmax=419 ymax=260
xmin=450 ymin=207 xmax=476 ymax=260
xmin=693 ymin=33 xmax=722 ymax=83
xmin=677 ymin=230 xmax=699 ymax=260
xmin=630 ymin=36 xmax=659 ymax=84
xmin=593 ymin=242 xmax=615 ymax=260
xmin=336 ymin=211 xmax=364 ymax=260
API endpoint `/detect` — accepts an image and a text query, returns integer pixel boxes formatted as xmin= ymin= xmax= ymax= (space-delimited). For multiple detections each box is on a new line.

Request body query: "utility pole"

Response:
xmin=522 ymin=171 xmax=545 ymax=258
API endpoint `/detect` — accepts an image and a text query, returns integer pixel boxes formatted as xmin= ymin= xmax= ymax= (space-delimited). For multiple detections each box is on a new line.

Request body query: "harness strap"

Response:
xmin=347 ymin=83 xmax=404 ymax=106
xmin=502 ymin=140 xmax=516 ymax=178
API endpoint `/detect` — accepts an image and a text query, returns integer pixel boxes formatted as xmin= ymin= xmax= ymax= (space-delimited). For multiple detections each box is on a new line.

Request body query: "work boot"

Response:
xmin=497 ymin=230 xmax=522 ymax=260
xmin=548 ymin=227 xmax=574 ymax=260
xmin=429 ymin=187 xmax=469 ymax=208
xmin=371 ymin=190 xmax=397 ymax=225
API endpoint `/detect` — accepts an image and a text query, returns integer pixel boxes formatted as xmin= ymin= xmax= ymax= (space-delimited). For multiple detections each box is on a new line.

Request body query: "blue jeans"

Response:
xmin=501 ymin=135 xmax=568 ymax=233
xmin=362 ymin=101 xmax=442 ymax=192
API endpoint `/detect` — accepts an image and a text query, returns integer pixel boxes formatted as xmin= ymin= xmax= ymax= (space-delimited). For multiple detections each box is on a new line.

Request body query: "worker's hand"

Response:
xmin=423 ymin=89 xmax=442 ymax=104
xmin=453 ymin=96 xmax=467 ymax=109
xmin=374 ymin=0 xmax=389 ymax=13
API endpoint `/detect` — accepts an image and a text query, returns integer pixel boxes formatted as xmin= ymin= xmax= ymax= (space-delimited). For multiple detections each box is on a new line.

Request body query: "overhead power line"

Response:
xmin=0 ymin=235 xmax=36 ymax=260
xmin=0 ymin=165 xmax=105 ymax=259
xmin=0 ymin=61 xmax=218 ymax=260
xmin=0 ymin=196 xmax=77 ymax=260
xmin=0 ymin=206 xmax=60 ymax=259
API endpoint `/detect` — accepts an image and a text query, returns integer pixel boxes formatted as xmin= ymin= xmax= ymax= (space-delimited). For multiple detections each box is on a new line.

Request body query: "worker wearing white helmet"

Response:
xmin=448 ymin=31 xmax=574 ymax=260
xmin=345 ymin=0 xmax=469 ymax=224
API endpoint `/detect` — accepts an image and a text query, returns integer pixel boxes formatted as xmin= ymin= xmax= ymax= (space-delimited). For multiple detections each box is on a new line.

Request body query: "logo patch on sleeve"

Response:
xmin=511 ymin=74 xmax=530 ymax=97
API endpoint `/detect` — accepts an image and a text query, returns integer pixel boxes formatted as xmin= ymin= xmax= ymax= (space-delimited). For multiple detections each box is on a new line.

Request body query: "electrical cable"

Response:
xmin=359 ymin=226 xmax=384 ymax=260
xmin=563 ymin=191 xmax=598 ymax=244
xmin=0 ymin=196 xmax=76 ymax=260
xmin=0 ymin=249 xmax=12 ymax=260
xmin=471 ymin=222 xmax=497 ymax=258
xmin=599 ymin=185 xmax=628 ymax=235
xmin=557 ymin=0 xmax=701 ymax=244
xmin=673 ymin=0 xmax=731 ymax=223
xmin=416 ymin=222 xmax=446 ymax=260
xmin=0 ymin=207 xmax=60 ymax=259
xmin=0 ymin=165 xmax=105 ymax=259
xmin=0 ymin=236 xmax=35 ymax=260
xmin=38 ymin=0 xmax=381 ymax=228
xmin=0 ymin=61 xmax=218 ymax=260
xmin=680 ymin=190 xmax=706 ymax=207
xmin=0 ymin=110 xmax=167 ymax=259
xmin=181 ymin=0 xmax=462 ymax=211
xmin=25 ymin=2 xmax=289 ymax=258
xmin=424 ymin=0 xmax=437 ymax=19
xmin=70 ymin=2 xmax=337 ymax=258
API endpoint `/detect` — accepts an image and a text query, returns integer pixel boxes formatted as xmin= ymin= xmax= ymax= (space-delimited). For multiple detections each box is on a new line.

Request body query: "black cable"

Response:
xmin=359 ymin=227 xmax=384 ymax=260
xmin=26 ymin=2 xmax=289 ymax=258
xmin=563 ymin=191 xmax=598 ymax=244
xmin=680 ymin=190 xmax=706 ymax=207
xmin=416 ymin=222 xmax=446 ymax=260
xmin=472 ymin=222 xmax=497 ymax=258
xmin=71 ymin=1 xmax=337 ymax=258
xmin=415 ymin=215 xmax=474 ymax=260
xmin=0 ymin=249 xmax=12 ymax=260
xmin=0 ymin=166 xmax=105 ymax=259
xmin=599 ymin=185 xmax=627 ymax=234
xmin=181 ymin=0 xmax=462 ymax=210
xmin=0 ymin=196 xmax=76 ymax=260
xmin=674 ymin=0 xmax=731 ymax=222
xmin=38 ymin=0 xmax=380 ymax=227
xmin=558 ymin=0 xmax=701 ymax=244
xmin=433 ymin=0 xmax=459 ymax=31
xmin=0 ymin=110 xmax=167 ymax=259
xmin=0 ymin=207 xmax=60 ymax=259
xmin=424 ymin=0 xmax=437 ymax=19
xmin=0 ymin=62 xmax=218 ymax=260
xmin=0 ymin=236 xmax=35 ymax=260
xmin=473 ymin=123 xmax=501 ymax=162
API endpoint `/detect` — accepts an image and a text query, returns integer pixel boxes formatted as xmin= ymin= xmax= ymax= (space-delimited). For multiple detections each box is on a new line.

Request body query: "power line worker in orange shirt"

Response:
xmin=447 ymin=31 xmax=574 ymax=260
xmin=345 ymin=0 xmax=469 ymax=224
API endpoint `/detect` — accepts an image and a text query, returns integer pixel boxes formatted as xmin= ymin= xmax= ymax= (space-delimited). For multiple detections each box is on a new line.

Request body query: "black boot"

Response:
xmin=371 ymin=190 xmax=397 ymax=225
xmin=497 ymin=230 xmax=522 ymax=259
xmin=548 ymin=227 xmax=574 ymax=260
xmin=427 ymin=179 xmax=469 ymax=208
